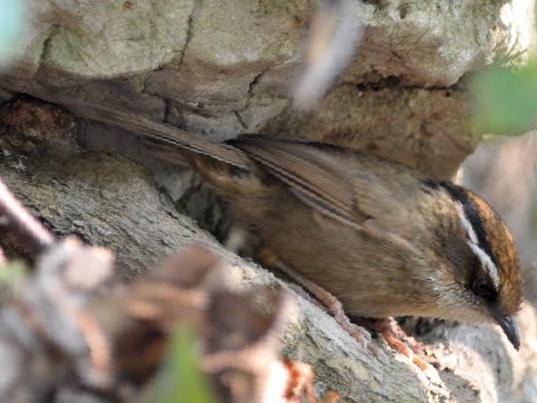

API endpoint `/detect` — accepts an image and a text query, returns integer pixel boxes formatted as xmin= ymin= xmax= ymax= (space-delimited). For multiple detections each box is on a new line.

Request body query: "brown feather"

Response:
xmin=41 ymin=93 xmax=252 ymax=170
xmin=233 ymin=136 xmax=363 ymax=225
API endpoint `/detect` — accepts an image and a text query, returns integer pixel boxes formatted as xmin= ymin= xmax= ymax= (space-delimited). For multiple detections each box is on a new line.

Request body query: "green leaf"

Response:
xmin=153 ymin=324 xmax=215 ymax=403
xmin=472 ymin=62 xmax=537 ymax=135
xmin=0 ymin=261 xmax=27 ymax=286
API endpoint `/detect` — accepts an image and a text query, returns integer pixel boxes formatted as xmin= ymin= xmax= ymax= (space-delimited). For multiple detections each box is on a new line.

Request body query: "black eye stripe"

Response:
xmin=421 ymin=179 xmax=499 ymax=270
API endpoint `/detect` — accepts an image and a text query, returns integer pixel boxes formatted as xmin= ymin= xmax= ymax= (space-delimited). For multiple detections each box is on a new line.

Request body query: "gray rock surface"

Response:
xmin=1 ymin=0 xmax=535 ymax=180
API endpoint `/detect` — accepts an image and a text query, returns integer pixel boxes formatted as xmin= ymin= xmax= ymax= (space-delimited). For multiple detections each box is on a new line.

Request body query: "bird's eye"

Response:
xmin=472 ymin=277 xmax=496 ymax=300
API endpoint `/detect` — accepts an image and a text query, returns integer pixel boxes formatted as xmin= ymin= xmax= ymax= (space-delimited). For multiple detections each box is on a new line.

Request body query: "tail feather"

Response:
xmin=44 ymin=93 xmax=252 ymax=171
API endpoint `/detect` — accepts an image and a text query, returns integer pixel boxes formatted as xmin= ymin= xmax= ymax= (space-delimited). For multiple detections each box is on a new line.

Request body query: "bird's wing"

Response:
xmin=233 ymin=137 xmax=376 ymax=227
xmin=233 ymin=136 xmax=420 ymax=254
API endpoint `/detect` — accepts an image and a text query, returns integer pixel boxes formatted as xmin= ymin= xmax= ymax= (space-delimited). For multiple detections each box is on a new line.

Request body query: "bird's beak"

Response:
xmin=489 ymin=308 xmax=520 ymax=350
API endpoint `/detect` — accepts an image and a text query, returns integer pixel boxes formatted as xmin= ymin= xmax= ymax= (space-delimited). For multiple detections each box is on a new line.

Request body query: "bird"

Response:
xmin=51 ymin=96 xmax=523 ymax=352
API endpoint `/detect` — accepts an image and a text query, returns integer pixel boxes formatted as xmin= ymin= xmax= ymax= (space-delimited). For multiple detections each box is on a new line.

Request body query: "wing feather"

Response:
xmin=233 ymin=136 xmax=368 ymax=225
xmin=233 ymin=136 xmax=421 ymax=256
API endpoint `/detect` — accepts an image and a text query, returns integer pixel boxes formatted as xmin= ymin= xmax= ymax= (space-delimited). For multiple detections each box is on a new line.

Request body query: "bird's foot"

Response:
xmin=354 ymin=317 xmax=429 ymax=370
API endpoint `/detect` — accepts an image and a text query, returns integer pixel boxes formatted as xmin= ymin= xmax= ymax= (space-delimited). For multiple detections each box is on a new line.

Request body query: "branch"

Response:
xmin=0 ymin=178 xmax=54 ymax=257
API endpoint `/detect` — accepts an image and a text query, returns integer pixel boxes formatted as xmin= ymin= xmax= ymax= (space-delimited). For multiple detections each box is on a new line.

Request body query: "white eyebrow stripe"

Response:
xmin=456 ymin=202 xmax=478 ymax=244
xmin=455 ymin=202 xmax=500 ymax=289
xmin=467 ymin=242 xmax=500 ymax=289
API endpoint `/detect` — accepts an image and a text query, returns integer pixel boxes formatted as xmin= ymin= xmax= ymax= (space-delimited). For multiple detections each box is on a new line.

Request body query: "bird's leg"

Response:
xmin=257 ymin=247 xmax=429 ymax=370
xmin=257 ymin=247 xmax=371 ymax=348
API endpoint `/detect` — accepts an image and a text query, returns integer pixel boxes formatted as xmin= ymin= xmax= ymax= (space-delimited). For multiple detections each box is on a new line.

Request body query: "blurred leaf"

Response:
xmin=0 ymin=261 xmax=27 ymax=286
xmin=0 ymin=0 xmax=25 ymax=65
xmin=153 ymin=325 xmax=215 ymax=403
xmin=472 ymin=62 xmax=537 ymax=135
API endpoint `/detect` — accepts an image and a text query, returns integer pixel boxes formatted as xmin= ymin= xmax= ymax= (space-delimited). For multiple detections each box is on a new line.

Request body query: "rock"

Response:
xmin=265 ymin=85 xmax=474 ymax=179
xmin=0 ymin=0 xmax=534 ymax=179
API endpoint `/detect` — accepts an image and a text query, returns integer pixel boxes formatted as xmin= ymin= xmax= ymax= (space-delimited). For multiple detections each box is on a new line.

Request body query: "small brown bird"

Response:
xmin=57 ymin=97 xmax=523 ymax=350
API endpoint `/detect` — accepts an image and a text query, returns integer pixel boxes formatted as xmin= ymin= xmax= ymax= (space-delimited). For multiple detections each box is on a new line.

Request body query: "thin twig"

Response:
xmin=0 ymin=178 xmax=55 ymax=256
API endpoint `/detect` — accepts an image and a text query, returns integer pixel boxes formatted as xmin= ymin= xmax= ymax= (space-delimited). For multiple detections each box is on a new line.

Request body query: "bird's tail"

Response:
xmin=43 ymin=93 xmax=252 ymax=171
